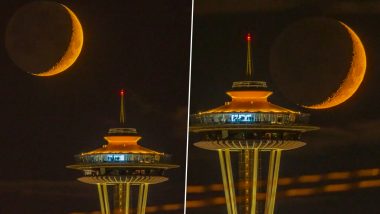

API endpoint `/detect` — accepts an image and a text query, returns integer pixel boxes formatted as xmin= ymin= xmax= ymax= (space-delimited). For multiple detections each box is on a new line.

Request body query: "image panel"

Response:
xmin=187 ymin=1 xmax=380 ymax=213
xmin=0 ymin=0 xmax=192 ymax=213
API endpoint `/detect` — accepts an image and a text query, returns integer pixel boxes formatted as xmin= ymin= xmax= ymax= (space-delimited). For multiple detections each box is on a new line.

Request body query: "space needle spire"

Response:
xmin=119 ymin=89 xmax=126 ymax=125
xmin=246 ymin=33 xmax=253 ymax=80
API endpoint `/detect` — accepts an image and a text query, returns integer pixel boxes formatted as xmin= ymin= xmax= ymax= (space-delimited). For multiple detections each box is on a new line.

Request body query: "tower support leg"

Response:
xmin=97 ymin=184 xmax=106 ymax=214
xmin=97 ymin=184 xmax=110 ymax=214
xmin=264 ymin=150 xmax=282 ymax=214
xmin=137 ymin=183 xmax=149 ymax=214
xmin=102 ymin=184 xmax=110 ymax=214
xmin=125 ymin=183 xmax=131 ymax=214
xmin=250 ymin=149 xmax=259 ymax=214
xmin=218 ymin=149 xmax=238 ymax=214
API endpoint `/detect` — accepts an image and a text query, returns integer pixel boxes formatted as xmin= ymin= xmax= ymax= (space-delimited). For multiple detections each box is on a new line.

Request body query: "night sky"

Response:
xmin=0 ymin=0 xmax=191 ymax=213
xmin=188 ymin=0 xmax=380 ymax=213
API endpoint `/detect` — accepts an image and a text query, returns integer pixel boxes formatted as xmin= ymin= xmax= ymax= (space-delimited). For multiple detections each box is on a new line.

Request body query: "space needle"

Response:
xmin=190 ymin=34 xmax=319 ymax=214
xmin=67 ymin=90 xmax=178 ymax=214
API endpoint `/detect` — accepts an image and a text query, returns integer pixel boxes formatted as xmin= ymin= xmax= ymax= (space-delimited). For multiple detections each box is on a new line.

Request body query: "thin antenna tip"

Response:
xmin=120 ymin=89 xmax=125 ymax=96
xmin=246 ymin=33 xmax=252 ymax=41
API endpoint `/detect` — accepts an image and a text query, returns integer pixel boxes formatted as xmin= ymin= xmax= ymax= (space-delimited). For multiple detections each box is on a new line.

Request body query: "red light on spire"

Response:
xmin=120 ymin=89 xmax=125 ymax=96
xmin=246 ymin=33 xmax=252 ymax=41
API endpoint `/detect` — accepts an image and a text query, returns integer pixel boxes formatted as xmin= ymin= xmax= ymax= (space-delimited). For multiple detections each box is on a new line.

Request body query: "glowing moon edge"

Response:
xmin=303 ymin=21 xmax=366 ymax=109
xmin=34 ymin=4 xmax=83 ymax=77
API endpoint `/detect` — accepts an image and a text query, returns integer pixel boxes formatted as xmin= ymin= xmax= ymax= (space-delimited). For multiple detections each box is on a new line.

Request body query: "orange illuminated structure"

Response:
xmin=68 ymin=90 xmax=178 ymax=214
xmin=190 ymin=34 xmax=319 ymax=214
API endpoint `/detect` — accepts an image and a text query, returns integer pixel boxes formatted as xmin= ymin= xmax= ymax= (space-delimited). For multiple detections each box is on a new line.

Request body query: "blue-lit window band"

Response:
xmin=75 ymin=153 xmax=172 ymax=165
xmin=191 ymin=112 xmax=310 ymax=126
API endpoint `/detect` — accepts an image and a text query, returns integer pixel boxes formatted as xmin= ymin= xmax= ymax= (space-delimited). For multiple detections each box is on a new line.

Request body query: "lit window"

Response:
xmin=230 ymin=113 xmax=253 ymax=123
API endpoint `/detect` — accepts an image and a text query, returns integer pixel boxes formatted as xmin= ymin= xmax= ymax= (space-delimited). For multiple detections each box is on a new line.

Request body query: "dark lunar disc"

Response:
xmin=5 ymin=1 xmax=72 ymax=74
xmin=269 ymin=17 xmax=353 ymax=106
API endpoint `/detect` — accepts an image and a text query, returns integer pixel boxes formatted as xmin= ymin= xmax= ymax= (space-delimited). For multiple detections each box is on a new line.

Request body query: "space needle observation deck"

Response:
xmin=67 ymin=89 xmax=178 ymax=214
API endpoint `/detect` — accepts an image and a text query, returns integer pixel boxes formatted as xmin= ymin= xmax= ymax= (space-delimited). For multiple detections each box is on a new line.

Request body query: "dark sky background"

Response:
xmin=0 ymin=0 xmax=191 ymax=213
xmin=188 ymin=0 xmax=380 ymax=213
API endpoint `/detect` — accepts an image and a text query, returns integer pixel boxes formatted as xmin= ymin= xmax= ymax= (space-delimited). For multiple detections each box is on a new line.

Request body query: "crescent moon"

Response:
xmin=34 ymin=4 xmax=83 ymax=77
xmin=304 ymin=22 xmax=366 ymax=109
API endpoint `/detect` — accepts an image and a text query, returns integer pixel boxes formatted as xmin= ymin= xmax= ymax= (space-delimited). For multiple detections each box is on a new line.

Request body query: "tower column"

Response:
xmin=137 ymin=183 xmax=149 ymax=214
xmin=264 ymin=150 xmax=282 ymax=214
xmin=97 ymin=184 xmax=110 ymax=214
xmin=103 ymin=184 xmax=111 ymax=214
xmin=238 ymin=149 xmax=259 ymax=214
xmin=218 ymin=149 xmax=238 ymax=214
xmin=238 ymin=150 xmax=250 ymax=214
xmin=114 ymin=184 xmax=126 ymax=214
xmin=113 ymin=183 xmax=134 ymax=214
xmin=125 ymin=183 xmax=131 ymax=214
xmin=97 ymin=184 xmax=106 ymax=214
xmin=250 ymin=149 xmax=259 ymax=214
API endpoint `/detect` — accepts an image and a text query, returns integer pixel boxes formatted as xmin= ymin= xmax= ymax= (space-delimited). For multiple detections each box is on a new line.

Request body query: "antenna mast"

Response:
xmin=246 ymin=33 xmax=253 ymax=80
xmin=119 ymin=89 xmax=126 ymax=125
